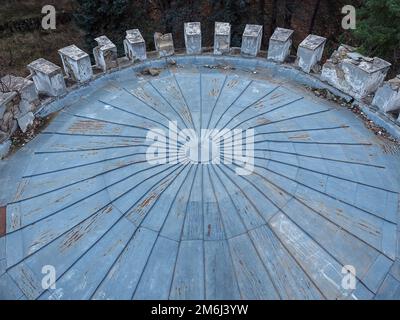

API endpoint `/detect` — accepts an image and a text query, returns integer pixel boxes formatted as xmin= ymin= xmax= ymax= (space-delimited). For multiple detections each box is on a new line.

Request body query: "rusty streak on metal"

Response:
xmin=0 ymin=206 xmax=6 ymax=237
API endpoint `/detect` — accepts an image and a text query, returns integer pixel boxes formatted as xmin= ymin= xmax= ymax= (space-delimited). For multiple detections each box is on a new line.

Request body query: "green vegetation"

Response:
xmin=353 ymin=0 xmax=400 ymax=64
xmin=1 ymin=0 xmax=399 ymax=76
xmin=74 ymin=0 xmax=149 ymax=54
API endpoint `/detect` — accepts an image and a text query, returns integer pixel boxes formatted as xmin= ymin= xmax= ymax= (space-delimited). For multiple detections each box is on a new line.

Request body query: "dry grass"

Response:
xmin=0 ymin=22 xmax=87 ymax=76
xmin=0 ymin=0 xmax=75 ymax=21
xmin=0 ymin=0 xmax=86 ymax=76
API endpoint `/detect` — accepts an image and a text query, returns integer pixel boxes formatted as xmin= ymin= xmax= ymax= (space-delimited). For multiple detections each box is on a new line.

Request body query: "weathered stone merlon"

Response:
xmin=58 ymin=45 xmax=93 ymax=83
xmin=321 ymin=45 xmax=391 ymax=100
xmin=154 ymin=32 xmax=175 ymax=57
xmin=184 ymin=22 xmax=202 ymax=54
xmin=93 ymin=36 xmax=118 ymax=72
xmin=373 ymin=75 xmax=400 ymax=113
xmin=297 ymin=34 xmax=326 ymax=73
xmin=28 ymin=58 xmax=67 ymax=97
xmin=241 ymin=24 xmax=263 ymax=57
xmin=268 ymin=27 xmax=294 ymax=63
xmin=214 ymin=22 xmax=231 ymax=55
xmin=124 ymin=29 xmax=147 ymax=61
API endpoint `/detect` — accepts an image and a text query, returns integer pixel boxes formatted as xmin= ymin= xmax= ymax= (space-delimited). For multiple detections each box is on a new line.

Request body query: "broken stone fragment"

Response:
xmin=267 ymin=27 xmax=294 ymax=63
xmin=124 ymin=29 xmax=147 ymax=61
xmin=1 ymin=75 xmax=39 ymax=115
xmin=1 ymin=75 xmax=38 ymax=104
xmin=0 ymin=92 xmax=19 ymax=139
xmin=372 ymin=75 xmax=400 ymax=113
xmin=141 ymin=68 xmax=161 ymax=76
xmin=296 ymin=34 xmax=326 ymax=73
xmin=58 ymin=45 xmax=93 ymax=83
xmin=93 ymin=35 xmax=118 ymax=72
xmin=27 ymin=58 xmax=67 ymax=97
xmin=241 ymin=24 xmax=263 ymax=57
xmin=214 ymin=22 xmax=231 ymax=55
xmin=184 ymin=22 xmax=202 ymax=55
xmin=0 ymin=139 xmax=11 ymax=159
xmin=17 ymin=111 xmax=34 ymax=133
xmin=321 ymin=44 xmax=391 ymax=100
xmin=154 ymin=32 xmax=175 ymax=57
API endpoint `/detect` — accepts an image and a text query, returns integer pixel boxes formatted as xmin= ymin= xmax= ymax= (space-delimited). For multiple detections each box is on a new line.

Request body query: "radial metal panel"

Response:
xmin=0 ymin=65 xmax=399 ymax=300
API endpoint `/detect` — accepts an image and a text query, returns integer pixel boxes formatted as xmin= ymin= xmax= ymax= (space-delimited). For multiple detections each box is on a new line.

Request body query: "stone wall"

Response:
xmin=1 ymin=21 xmax=399 ymax=159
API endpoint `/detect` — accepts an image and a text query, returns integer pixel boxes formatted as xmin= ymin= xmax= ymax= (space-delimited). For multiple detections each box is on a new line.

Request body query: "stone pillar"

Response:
xmin=27 ymin=58 xmax=67 ymax=97
xmin=267 ymin=27 xmax=294 ymax=63
xmin=124 ymin=29 xmax=147 ymax=61
xmin=321 ymin=45 xmax=391 ymax=100
xmin=154 ymin=32 xmax=175 ymax=57
xmin=184 ymin=22 xmax=202 ymax=54
xmin=58 ymin=45 xmax=93 ymax=83
xmin=297 ymin=34 xmax=327 ymax=73
xmin=214 ymin=22 xmax=231 ymax=55
xmin=372 ymin=75 xmax=400 ymax=113
xmin=241 ymin=24 xmax=263 ymax=57
xmin=93 ymin=36 xmax=118 ymax=71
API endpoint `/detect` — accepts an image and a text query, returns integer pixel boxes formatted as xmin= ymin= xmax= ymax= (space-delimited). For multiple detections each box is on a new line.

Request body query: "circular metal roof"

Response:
xmin=1 ymin=59 xmax=399 ymax=300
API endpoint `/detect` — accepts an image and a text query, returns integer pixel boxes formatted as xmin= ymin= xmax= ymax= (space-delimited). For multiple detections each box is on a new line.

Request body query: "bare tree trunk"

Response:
xmin=270 ymin=0 xmax=278 ymax=36
xmin=309 ymin=0 xmax=322 ymax=33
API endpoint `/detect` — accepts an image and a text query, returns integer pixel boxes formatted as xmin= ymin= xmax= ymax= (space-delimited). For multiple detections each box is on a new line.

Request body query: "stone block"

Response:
xmin=0 ymin=139 xmax=11 ymax=159
xmin=1 ymin=75 xmax=38 ymax=104
xmin=124 ymin=29 xmax=147 ymax=61
xmin=214 ymin=22 xmax=231 ymax=55
xmin=1 ymin=75 xmax=38 ymax=114
xmin=372 ymin=75 xmax=400 ymax=113
xmin=0 ymin=92 xmax=18 ymax=138
xmin=321 ymin=45 xmax=391 ymax=100
xmin=267 ymin=27 xmax=294 ymax=63
xmin=27 ymin=58 xmax=67 ymax=97
xmin=297 ymin=34 xmax=326 ymax=73
xmin=58 ymin=45 xmax=93 ymax=83
xmin=241 ymin=24 xmax=263 ymax=57
xmin=17 ymin=112 xmax=34 ymax=133
xmin=93 ymin=36 xmax=118 ymax=71
xmin=184 ymin=22 xmax=202 ymax=54
xmin=154 ymin=33 xmax=175 ymax=57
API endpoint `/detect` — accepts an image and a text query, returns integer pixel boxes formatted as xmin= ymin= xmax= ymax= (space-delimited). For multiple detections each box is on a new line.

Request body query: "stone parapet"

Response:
xmin=0 ymin=23 xmax=398 ymax=160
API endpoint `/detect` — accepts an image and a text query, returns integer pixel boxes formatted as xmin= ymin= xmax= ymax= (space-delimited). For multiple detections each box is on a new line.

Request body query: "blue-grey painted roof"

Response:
xmin=0 ymin=56 xmax=399 ymax=300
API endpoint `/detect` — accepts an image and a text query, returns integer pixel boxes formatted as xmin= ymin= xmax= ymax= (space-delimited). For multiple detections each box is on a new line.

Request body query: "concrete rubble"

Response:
xmin=321 ymin=45 xmax=391 ymax=100
xmin=0 ymin=75 xmax=39 ymax=135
